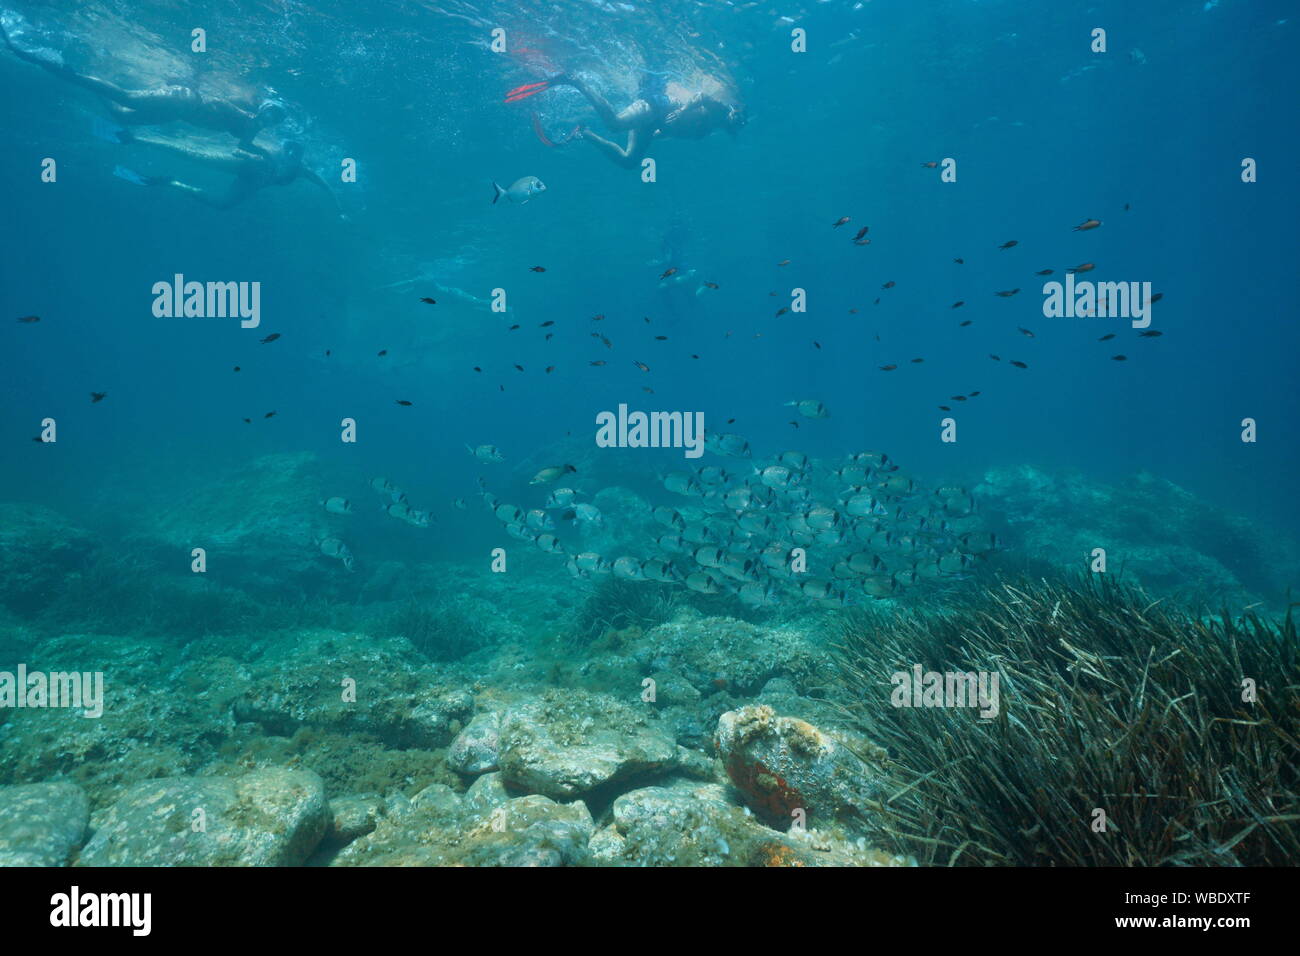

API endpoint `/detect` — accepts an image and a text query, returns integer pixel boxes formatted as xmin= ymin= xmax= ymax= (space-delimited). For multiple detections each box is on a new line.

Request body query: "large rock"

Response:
xmin=976 ymin=465 xmax=1300 ymax=609
xmin=0 ymin=504 xmax=95 ymax=614
xmin=447 ymin=711 xmax=502 ymax=775
xmin=715 ymin=705 xmax=889 ymax=829
xmin=595 ymin=779 xmax=910 ymax=867
xmin=633 ymin=613 xmax=820 ymax=696
xmin=0 ymin=781 xmax=90 ymax=866
xmin=333 ymin=787 xmax=594 ymax=867
xmin=77 ymin=768 xmax=329 ymax=866
xmin=125 ymin=452 xmax=336 ymax=588
xmin=497 ymin=690 xmax=677 ymax=799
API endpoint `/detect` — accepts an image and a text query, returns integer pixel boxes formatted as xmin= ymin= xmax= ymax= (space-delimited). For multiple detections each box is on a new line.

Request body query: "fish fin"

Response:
xmin=491 ymin=182 xmax=503 ymax=204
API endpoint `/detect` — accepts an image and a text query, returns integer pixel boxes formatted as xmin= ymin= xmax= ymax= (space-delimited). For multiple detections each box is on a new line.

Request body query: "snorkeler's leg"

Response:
xmin=555 ymin=74 xmax=628 ymax=129
xmin=128 ymin=132 xmax=250 ymax=172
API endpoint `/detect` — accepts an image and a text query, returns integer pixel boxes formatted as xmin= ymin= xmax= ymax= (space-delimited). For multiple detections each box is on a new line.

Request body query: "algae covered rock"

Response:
xmin=0 ymin=503 xmax=95 ymax=614
xmin=0 ymin=781 xmax=90 ymax=866
xmin=634 ymin=613 xmax=820 ymax=696
xmin=497 ymin=690 xmax=678 ymax=799
xmin=447 ymin=711 xmax=502 ymax=775
xmin=77 ymin=767 xmax=329 ymax=866
xmin=125 ymin=452 xmax=335 ymax=587
xmin=333 ymin=788 xmax=593 ymax=867
xmin=715 ymin=705 xmax=888 ymax=829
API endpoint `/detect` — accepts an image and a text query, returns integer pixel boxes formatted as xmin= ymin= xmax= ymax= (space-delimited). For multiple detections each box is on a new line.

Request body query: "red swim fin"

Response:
xmin=504 ymin=80 xmax=550 ymax=103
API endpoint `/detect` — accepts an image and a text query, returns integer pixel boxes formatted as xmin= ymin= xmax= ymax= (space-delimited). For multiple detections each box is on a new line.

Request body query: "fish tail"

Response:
xmin=491 ymin=182 xmax=503 ymax=204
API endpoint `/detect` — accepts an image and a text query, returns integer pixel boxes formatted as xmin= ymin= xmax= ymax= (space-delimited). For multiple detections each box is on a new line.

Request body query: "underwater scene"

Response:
xmin=1 ymin=0 xmax=1298 ymax=874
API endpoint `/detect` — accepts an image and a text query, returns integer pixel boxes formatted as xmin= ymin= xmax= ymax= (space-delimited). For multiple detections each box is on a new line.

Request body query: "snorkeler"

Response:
xmin=536 ymin=71 xmax=746 ymax=168
xmin=112 ymin=133 xmax=345 ymax=217
xmin=0 ymin=17 xmax=286 ymax=151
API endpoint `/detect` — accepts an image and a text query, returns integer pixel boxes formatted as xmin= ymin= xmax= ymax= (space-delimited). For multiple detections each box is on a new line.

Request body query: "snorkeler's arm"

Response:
xmin=300 ymin=166 xmax=349 ymax=220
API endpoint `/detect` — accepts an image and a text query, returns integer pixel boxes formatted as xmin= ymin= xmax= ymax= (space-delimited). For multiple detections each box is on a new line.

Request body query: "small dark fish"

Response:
xmin=990 ymin=354 xmax=1001 ymax=361
xmin=1009 ymin=360 xmax=1028 ymax=369
xmin=243 ymin=418 xmax=251 ymax=424
xmin=531 ymin=266 xmax=546 ymax=272
xmin=853 ymin=226 xmax=869 ymax=240
xmin=1138 ymin=330 xmax=1163 ymax=338
xmin=1017 ymin=327 xmax=1035 ymax=338
xmin=777 ymin=259 xmax=790 ymax=267
xmin=473 ymin=366 xmax=482 ymax=372
xmin=592 ymin=314 xmax=605 ymax=321
xmin=378 ymin=349 xmax=388 ymax=356
xmin=1098 ymin=334 xmax=1116 ymax=342
xmin=832 ymin=217 xmax=850 ymax=228
xmin=633 ymin=361 xmax=650 ymax=372
xmin=999 ymin=240 xmax=1018 ymax=250
xmin=776 ymin=307 xmax=788 ymax=317
xmin=1124 ymin=203 xmax=1131 ymax=211
xmin=325 ymin=350 xmax=331 ymax=357
xmin=643 ymin=387 xmax=655 ymax=394
xmin=995 ymin=289 xmax=1021 ymax=297
xmin=643 ymin=316 xmax=651 ymax=323
xmin=873 ymin=298 xmax=880 ymax=305
xmin=508 ymin=324 xmax=520 ymax=331
xmin=789 ymin=421 xmax=800 ymax=428
xmin=726 ymin=418 xmax=735 ymax=424
xmin=654 ymin=335 xmax=668 ymax=341
xmin=1035 ymin=269 xmax=1054 ymax=276
xmin=1067 ymin=263 xmax=1095 ymax=274
xmin=260 ymin=333 xmax=280 ymax=344
xmin=702 ymin=281 xmax=719 ymax=290
xmin=16 ymin=315 xmax=40 ymax=323
xmin=600 ymin=336 xmax=612 ymax=349
xmin=959 ymin=320 xmax=972 ymax=327
xmin=1074 ymin=219 xmax=1102 ymax=231
xmin=514 ymin=364 xmax=524 ymax=371
xmin=233 ymin=366 xmax=241 ymax=372
xmin=853 ymin=238 xmax=870 ymax=246
xmin=590 ymin=360 xmax=607 ymax=366
xmin=691 ymin=354 xmax=700 ymax=359
xmin=953 ymin=258 xmax=964 ymax=264
xmin=813 ymin=341 xmax=822 ymax=350
xmin=90 ymin=392 xmax=107 ymax=403
xmin=938 ymin=405 xmax=951 ymax=411
xmin=1149 ymin=293 xmax=1164 ymax=304
xmin=264 ymin=410 xmax=277 ymax=418
xmin=660 ymin=267 xmax=677 ymax=279
xmin=395 ymin=399 xmax=413 ymax=406
xmin=882 ymin=281 xmax=895 ymax=289
xmin=419 ymin=297 xmax=436 ymax=304
xmin=951 ymin=301 xmax=964 ymax=309
xmin=921 ymin=161 xmax=939 ymax=168
xmin=545 ymin=365 xmax=556 ymax=373
xmin=969 ymin=390 xmax=981 ymax=397
xmin=951 ymin=395 xmax=967 ymax=402
xmin=911 ymin=358 xmax=924 ymax=363
xmin=540 ymin=320 xmax=554 ymax=327
xmin=879 ymin=364 xmax=898 ymax=371
xmin=1111 ymin=354 xmax=1128 ymax=361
